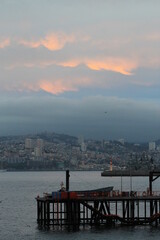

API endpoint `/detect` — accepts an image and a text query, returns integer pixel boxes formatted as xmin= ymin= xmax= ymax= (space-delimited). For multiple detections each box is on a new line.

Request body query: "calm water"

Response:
xmin=0 ymin=171 xmax=160 ymax=240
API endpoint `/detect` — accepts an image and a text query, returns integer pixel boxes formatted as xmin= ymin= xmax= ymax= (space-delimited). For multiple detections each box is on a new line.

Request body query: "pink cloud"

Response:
xmin=39 ymin=80 xmax=77 ymax=94
xmin=85 ymin=58 xmax=137 ymax=75
xmin=0 ymin=38 xmax=10 ymax=48
xmin=39 ymin=77 xmax=93 ymax=94
xmin=6 ymin=57 xmax=137 ymax=76
xmin=1 ymin=76 xmax=93 ymax=95
xmin=58 ymin=58 xmax=137 ymax=75
xmin=19 ymin=32 xmax=75 ymax=51
xmin=58 ymin=60 xmax=80 ymax=68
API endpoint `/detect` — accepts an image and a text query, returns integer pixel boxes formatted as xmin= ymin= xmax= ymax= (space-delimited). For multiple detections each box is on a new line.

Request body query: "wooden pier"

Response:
xmin=36 ymin=170 xmax=160 ymax=229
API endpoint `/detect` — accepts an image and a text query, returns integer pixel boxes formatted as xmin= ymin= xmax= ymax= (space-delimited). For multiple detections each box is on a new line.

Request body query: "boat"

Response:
xmin=76 ymin=186 xmax=113 ymax=193
xmin=50 ymin=186 xmax=114 ymax=200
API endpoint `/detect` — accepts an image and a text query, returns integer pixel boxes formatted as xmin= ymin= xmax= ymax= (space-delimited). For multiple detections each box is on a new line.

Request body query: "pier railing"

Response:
xmin=39 ymin=190 xmax=160 ymax=202
xmin=105 ymin=190 xmax=160 ymax=198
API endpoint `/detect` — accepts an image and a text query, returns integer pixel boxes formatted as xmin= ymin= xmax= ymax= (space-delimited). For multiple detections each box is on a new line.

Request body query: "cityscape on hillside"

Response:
xmin=0 ymin=132 xmax=160 ymax=171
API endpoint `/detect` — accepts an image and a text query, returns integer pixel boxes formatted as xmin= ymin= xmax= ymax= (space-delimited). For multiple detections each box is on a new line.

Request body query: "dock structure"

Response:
xmin=101 ymin=170 xmax=151 ymax=177
xmin=36 ymin=170 xmax=160 ymax=229
xmin=101 ymin=170 xmax=160 ymax=177
xmin=101 ymin=170 xmax=160 ymax=196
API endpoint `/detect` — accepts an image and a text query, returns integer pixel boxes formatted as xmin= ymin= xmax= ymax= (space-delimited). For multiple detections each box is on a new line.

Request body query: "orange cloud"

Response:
xmin=58 ymin=58 xmax=137 ymax=75
xmin=0 ymin=38 xmax=10 ymax=48
xmin=19 ymin=33 xmax=75 ymax=51
xmin=58 ymin=60 xmax=80 ymax=68
xmin=19 ymin=40 xmax=40 ymax=48
xmin=5 ymin=54 xmax=138 ymax=77
xmin=85 ymin=58 xmax=137 ymax=75
xmin=39 ymin=80 xmax=78 ymax=94
xmin=6 ymin=57 xmax=137 ymax=76
xmin=5 ymin=77 xmax=86 ymax=95
xmin=6 ymin=59 xmax=79 ymax=70
xmin=38 ymin=76 xmax=92 ymax=95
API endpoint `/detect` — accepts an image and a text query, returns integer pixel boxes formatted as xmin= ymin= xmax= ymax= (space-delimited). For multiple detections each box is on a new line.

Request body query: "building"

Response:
xmin=118 ymin=139 xmax=125 ymax=145
xmin=36 ymin=138 xmax=44 ymax=150
xmin=81 ymin=142 xmax=86 ymax=152
xmin=78 ymin=135 xmax=84 ymax=145
xmin=34 ymin=147 xmax=42 ymax=157
xmin=25 ymin=138 xmax=33 ymax=150
xmin=149 ymin=142 xmax=156 ymax=151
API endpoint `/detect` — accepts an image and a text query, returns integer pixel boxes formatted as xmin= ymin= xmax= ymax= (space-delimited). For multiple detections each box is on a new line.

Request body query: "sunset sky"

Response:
xmin=0 ymin=0 xmax=160 ymax=142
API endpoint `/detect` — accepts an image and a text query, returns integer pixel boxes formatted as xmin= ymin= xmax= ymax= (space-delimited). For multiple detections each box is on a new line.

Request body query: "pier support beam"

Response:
xmin=37 ymin=197 xmax=160 ymax=229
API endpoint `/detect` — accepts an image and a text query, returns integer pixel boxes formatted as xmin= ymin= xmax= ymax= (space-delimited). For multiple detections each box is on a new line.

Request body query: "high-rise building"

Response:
xmin=34 ymin=147 xmax=42 ymax=157
xmin=36 ymin=138 xmax=44 ymax=150
xmin=25 ymin=138 xmax=33 ymax=149
xmin=78 ymin=135 xmax=84 ymax=145
xmin=81 ymin=142 xmax=86 ymax=152
xmin=149 ymin=142 xmax=156 ymax=151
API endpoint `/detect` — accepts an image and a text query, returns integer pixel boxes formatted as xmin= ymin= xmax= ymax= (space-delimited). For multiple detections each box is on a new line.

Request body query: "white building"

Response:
xmin=81 ymin=142 xmax=86 ymax=152
xmin=118 ymin=138 xmax=125 ymax=145
xmin=149 ymin=142 xmax=156 ymax=151
xmin=156 ymin=145 xmax=160 ymax=151
xmin=25 ymin=138 xmax=33 ymax=149
xmin=34 ymin=147 xmax=42 ymax=157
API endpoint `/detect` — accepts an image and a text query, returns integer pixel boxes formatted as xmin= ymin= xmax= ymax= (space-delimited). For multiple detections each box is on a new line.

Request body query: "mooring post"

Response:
xmin=37 ymin=200 xmax=40 ymax=223
xmin=149 ymin=171 xmax=153 ymax=219
xmin=66 ymin=169 xmax=71 ymax=228
xmin=66 ymin=169 xmax=70 ymax=191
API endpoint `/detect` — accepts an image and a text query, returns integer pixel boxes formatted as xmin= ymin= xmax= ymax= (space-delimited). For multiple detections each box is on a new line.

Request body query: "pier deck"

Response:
xmin=36 ymin=192 xmax=160 ymax=229
xmin=36 ymin=170 xmax=160 ymax=229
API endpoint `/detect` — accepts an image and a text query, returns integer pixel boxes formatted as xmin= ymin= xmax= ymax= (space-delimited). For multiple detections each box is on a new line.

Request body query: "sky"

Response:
xmin=0 ymin=0 xmax=160 ymax=142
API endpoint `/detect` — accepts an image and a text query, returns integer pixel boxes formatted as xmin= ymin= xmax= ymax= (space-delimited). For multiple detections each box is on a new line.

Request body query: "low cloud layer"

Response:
xmin=0 ymin=94 xmax=159 ymax=142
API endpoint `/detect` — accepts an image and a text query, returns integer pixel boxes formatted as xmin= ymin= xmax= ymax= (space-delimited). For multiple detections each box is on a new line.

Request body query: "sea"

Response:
xmin=0 ymin=171 xmax=160 ymax=240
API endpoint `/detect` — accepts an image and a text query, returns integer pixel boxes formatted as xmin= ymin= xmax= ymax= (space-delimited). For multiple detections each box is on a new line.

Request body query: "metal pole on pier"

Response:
xmin=121 ymin=170 xmax=123 ymax=193
xmin=130 ymin=154 xmax=132 ymax=192
xmin=66 ymin=170 xmax=70 ymax=191
xmin=149 ymin=171 xmax=153 ymax=196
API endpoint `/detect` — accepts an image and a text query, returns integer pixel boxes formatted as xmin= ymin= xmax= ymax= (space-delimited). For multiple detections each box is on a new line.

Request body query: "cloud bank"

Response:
xmin=0 ymin=94 xmax=159 ymax=142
